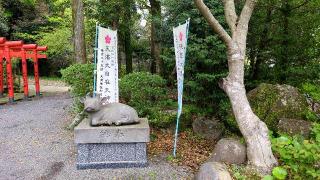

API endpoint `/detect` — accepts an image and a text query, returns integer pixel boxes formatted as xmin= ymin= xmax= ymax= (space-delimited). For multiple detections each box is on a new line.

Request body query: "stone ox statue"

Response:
xmin=83 ymin=94 xmax=139 ymax=126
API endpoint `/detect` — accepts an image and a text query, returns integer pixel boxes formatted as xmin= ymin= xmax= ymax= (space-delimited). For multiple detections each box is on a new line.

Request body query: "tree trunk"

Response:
xmin=124 ymin=0 xmax=133 ymax=74
xmin=278 ymin=0 xmax=290 ymax=83
xmin=149 ymin=0 xmax=162 ymax=75
xmin=194 ymin=0 xmax=278 ymax=174
xmin=71 ymin=0 xmax=86 ymax=64
xmin=221 ymin=45 xmax=278 ymax=173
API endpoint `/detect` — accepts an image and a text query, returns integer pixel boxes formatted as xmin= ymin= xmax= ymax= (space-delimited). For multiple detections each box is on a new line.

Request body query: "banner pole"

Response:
xmin=173 ymin=18 xmax=190 ymax=157
xmin=93 ymin=22 xmax=99 ymax=97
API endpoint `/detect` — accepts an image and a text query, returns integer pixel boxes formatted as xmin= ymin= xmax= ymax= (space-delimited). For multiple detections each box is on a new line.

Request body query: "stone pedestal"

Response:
xmin=74 ymin=118 xmax=150 ymax=169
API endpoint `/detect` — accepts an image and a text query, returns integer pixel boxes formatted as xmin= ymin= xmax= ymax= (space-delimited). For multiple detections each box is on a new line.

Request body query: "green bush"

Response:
xmin=271 ymin=123 xmax=320 ymax=179
xmin=301 ymin=82 xmax=320 ymax=102
xmin=61 ymin=63 xmax=94 ymax=97
xmin=119 ymin=72 xmax=167 ymax=116
xmin=147 ymin=108 xmax=176 ymax=128
xmin=119 ymin=72 xmax=206 ymax=129
xmin=147 ymin=104 xmax=201 ymax=129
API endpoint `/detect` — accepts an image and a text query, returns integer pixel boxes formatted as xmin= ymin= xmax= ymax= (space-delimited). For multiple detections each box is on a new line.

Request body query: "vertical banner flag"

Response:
xmin=95 ymin=26 xmax=119 ymax=103
xmin=173 ymin=18 xmax=190 ymax=157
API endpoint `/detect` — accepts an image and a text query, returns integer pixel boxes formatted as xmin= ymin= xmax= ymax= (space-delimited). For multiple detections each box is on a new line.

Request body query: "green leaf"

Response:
xmin=272 ymin=167 xmax=288 ymax=180
xmin=263 ymin=175 xmax=274 ymax=180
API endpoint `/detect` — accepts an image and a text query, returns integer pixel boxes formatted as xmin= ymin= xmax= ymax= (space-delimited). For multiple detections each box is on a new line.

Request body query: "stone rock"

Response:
xmin=277 ymin=118 xmax=312 ymax=137
xmin=226 ymin=83 xmax=310 ymax=131
xmin=192 ymin=117 xmax=225 ymax=141
xmin=196 ymin=162 xmax=232 ymax=180
xmin=208 ymin=138 xmax=246 ymax=165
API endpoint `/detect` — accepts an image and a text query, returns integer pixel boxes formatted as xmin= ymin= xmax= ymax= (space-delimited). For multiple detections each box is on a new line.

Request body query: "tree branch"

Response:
xmin=194 ymin=0 xmax=233 ymax=46
xmin=235 ymin=0 xmax=257 ymax=53
xmin=222 ymin=0 xmax=238 ymax=36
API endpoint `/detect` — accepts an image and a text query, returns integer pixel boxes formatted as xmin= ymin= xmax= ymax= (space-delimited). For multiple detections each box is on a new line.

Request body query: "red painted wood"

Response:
xmin=22 ymin=44 xmax=37 ymax=49
xmin=0 ymin=56 xmax=3 ymax=96
xmin=4 ymin=41 xmax=23 ymax=47
xmin=0 ymin=39 xmax=48 ymax=101
xmin=21 ymin=49 xmax=29 ymax=98
xmin=37 ymin=46 xmax=48 ymax=51
xmin=37 ymin=54 xmax=47 ymax=59
xmin=33 ymin=49 xmax=40 ymax=96
xmin=4 ymin=46 xmax=14 ymax=101
xmin=0 ymin=37 xmax=5 ymax=44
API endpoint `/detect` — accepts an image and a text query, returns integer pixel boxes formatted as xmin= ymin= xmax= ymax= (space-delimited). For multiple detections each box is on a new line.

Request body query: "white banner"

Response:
xmin=173 ymin=20 xmax=189 ymax=118
xmin=96 ymin=26 xmax=119 ymax=103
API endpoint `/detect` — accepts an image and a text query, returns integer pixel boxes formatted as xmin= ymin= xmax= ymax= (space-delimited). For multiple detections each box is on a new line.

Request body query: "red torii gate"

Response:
xmin=0 ymin=37 xmax=47 ymax=103
xmin=0 ymin=37 xmax=6 ymax=97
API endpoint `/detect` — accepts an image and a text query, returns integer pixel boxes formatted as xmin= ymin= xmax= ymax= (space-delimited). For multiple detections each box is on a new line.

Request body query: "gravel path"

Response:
xmin=0 ymin=93 xmax=193 ymax=180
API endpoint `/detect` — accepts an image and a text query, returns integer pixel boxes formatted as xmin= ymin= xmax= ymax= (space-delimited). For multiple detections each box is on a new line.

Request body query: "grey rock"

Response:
xmin=196 ymin=162 xmax=232 ymax=180
xmin=277 ymin=118 xmax=312 ymax=137
xmin=83 ymin=95 xmax=139 ymax=126
xmin=246 ymin=83 xmax=310 ymax=131
xmin=192 ymin=117 xmax=225 ymax=141
xmin=208 ymin=138 xmax=246 ymax=165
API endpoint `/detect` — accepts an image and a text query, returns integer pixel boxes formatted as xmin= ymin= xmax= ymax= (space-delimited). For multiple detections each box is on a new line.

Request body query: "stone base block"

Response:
xmin=75 ymin=118 xmax=150 ymax=170
xmin=76 ymin=143 xmax=148 ymax=169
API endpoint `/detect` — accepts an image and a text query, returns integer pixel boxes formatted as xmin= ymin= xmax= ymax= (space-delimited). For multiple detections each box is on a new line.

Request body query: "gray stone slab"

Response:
xmin=76 ymin=143 xmax=148 ymax=169
xmin=74 ymin=118 xmax=150 ymax=143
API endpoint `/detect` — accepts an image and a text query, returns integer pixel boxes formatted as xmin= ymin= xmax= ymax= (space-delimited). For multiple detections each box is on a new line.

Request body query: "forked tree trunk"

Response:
xmin=194 ymin=0 xmax=278 ymax=174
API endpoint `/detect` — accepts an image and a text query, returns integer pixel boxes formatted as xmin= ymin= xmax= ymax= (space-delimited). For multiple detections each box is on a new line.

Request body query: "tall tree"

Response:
xmin=149 ymin=0 xmax=162 ymax=75
xmin=194 ymin=0 xmax=277 ymax=174
xmin=71 ymin=0 xmax=86 ymax=64
xmin=161 ymin=0 xmax=228 ymax=109
xmin=247 ymin=0 xmax=320 ymax=85
xmin=123 ymin=0 xmax=133 ymax=74
xmin=248 ymin=7 xmax=273 ymax=81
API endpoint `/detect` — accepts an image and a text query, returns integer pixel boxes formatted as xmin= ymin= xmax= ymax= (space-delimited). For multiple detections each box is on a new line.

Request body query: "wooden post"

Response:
xmin=4 ymin=41 xmax=23 ymax=103
xmin=33 ymin=46 xmax=47 ymax=97
xmin=21 ymin=44 xmax=37 ymax=99
xmin=0 ymin=37 xmax=6 ymax=97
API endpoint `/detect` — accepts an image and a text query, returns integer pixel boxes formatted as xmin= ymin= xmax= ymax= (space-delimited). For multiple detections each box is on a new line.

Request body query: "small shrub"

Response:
xmin=147 ymin=108 xmax=176 ymax=128
xmin=119 ymin=72 xmax=167 ymax=116
xmin=61 ymin=63 xmax=94 ymax=97
xmin=301 ymin=82 xmax=320 ymax=102
xmin=61 ymin=63 xmax=94 ymax=114
xmin=230 ymin=164 xmax=261 ymax=180
xmin=147 ymin=104 xmax=202 ymax=129
xmin=271 ymin=123 xmax=320 ymax=179
xmin=304 ymin=109 xmax=319 ymax=122
xmin=272 ymin=167 xmax=287 ymax=180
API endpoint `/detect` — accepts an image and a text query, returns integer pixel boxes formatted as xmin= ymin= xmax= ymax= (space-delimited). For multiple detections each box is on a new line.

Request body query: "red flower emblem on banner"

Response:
xmin=105 ymin=35 xmax=111 ymax=44
xmin=179 ymin=32 xmax=183 ymax=41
